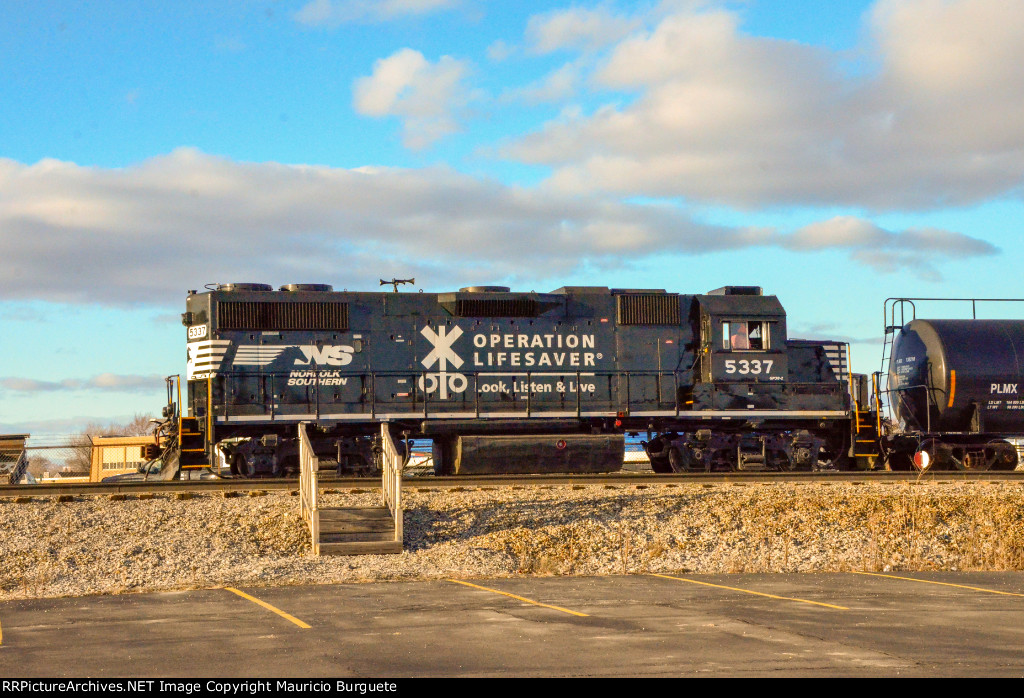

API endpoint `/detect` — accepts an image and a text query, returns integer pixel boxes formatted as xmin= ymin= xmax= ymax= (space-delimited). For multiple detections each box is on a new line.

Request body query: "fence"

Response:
xmin=379 ymin=424 xmax=403 ymax=545
xmin=298 ymin=422 xmax=320 ymax=554
xmin=12 ymin=442 xmax=90 ymax=482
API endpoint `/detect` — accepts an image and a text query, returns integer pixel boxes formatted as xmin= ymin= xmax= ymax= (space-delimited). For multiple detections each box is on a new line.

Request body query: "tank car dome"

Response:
xmin=279 ymin=284 xmax=334 ymax=292
xmin=215 ymin=283 xmax=273 ymax=292
xmin=459 ymin=286 xmax=511 ymax=293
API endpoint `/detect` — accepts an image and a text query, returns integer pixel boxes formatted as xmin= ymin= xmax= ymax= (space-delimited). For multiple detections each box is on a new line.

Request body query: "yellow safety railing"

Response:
xmin=298 ymin=422 xmax=320 ymax=555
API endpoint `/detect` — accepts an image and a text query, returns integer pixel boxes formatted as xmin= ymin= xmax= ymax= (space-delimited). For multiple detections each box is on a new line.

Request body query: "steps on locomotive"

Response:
xmin=853 ymin=409 xmax=882 ymax=458
xmin=178 ymin=416 xmax=209 ymax=468
xmin=317 ymin=507 xmax=402 ymax=556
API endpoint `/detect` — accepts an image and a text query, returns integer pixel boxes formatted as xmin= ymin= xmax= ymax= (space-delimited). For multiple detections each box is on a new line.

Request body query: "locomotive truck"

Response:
xmin=141 ymin=283 xmax=865 ymax=479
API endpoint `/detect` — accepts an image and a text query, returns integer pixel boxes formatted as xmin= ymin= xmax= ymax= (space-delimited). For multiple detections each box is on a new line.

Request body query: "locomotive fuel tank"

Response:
xmin=889 ymin=319 xmax=1024 ymax=433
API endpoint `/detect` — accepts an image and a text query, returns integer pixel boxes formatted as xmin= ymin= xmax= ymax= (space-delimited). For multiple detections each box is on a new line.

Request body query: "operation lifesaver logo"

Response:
xmin=418 ymin=325 xmax=602 ymax=399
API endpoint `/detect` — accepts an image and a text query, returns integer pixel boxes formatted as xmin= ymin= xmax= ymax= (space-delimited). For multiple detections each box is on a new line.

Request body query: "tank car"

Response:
xmin=155 ymin=283 xmax=856 ymax=478
xmin=883 ymin=317 xmax=1022 ymax=471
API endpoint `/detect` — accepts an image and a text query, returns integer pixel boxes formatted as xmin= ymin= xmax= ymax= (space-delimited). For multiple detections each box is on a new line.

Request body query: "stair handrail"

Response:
xmin=298 ymin=422 xmax=320 ymax=555
xmin=379 ymin=423 xmax=404 ymax=546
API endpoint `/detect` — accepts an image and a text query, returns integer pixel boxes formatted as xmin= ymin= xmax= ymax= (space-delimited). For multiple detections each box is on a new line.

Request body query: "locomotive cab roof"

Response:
xmin=695 ymin=292 xmax=784 ymax=319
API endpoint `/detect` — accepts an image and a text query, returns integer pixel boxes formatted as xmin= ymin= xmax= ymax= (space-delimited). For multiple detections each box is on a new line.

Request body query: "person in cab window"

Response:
xmin=730 ymin=321 xmax=749 ymax=350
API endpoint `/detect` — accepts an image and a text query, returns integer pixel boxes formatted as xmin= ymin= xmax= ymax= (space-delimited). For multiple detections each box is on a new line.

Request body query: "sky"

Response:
xmin=2 ymin=0 xmax=1023 ymax=436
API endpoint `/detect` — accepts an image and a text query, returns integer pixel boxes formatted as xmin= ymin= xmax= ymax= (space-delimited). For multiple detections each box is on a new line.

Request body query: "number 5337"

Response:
xmin=724 ymin=359 xmax=773 ymax=375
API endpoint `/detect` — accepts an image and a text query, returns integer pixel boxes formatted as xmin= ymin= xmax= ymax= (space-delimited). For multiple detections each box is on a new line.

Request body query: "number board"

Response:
xmin=711 ymin=354 xmax=787 ymax=382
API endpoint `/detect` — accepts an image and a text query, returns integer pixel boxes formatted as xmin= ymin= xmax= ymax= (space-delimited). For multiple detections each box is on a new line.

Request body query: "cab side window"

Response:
xmin=722 ymin=321 xmax=768 ymax=351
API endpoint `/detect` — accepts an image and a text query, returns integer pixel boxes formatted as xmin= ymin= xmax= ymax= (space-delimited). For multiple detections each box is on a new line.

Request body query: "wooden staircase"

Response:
xmin=300 ymin=422 xmax=404 ymax=556
xmin=317 ymin=506 xmax=403 ymax=556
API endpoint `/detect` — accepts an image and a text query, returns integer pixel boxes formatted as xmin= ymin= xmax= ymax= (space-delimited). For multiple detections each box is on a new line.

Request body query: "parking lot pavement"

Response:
xmin=2 ymin=572 xmax=1024 ymax=677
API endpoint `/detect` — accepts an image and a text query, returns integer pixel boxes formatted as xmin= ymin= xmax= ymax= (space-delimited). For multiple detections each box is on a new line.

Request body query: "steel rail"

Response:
xmin=2 ymin=470 xmax=1024 ymax=497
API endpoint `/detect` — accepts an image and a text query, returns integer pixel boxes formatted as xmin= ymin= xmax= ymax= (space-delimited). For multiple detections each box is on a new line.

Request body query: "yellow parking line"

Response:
xmin=447 ymin=579 xmax=589 ymax=617
xmin=853 ymin=571 xmax=1024 ymax=597
xmin=650 ymin=574 xmax=848 ymax=610
xmin=223 ymin=587 xmax=311 ymax=629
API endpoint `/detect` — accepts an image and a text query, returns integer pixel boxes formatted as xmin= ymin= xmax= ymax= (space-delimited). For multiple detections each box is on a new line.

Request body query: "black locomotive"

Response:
xmin=158 ymin=283 xmax=860 ymax=478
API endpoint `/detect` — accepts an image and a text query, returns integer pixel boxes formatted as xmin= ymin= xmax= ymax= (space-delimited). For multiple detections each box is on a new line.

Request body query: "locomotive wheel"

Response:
xmin=768 ymin=449 xmax=795 ymax=472
xmin=271 ymin=456 xmax=293 ymax=478
xmin=233 ymin=454 xmax=255 ymax=478
xmin=668 ymin=447 xmax=686 ymax=473
xmin=649 ymin=455 xmax=672 ymax=473
xmin=643 ymin=435 xmax=673 ymax=473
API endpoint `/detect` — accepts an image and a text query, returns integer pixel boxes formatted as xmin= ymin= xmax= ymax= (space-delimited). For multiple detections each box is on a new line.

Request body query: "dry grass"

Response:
xmin=3 ymin=482 xmax=1024 ymax=600
xmin=473 ymin=482 xmax=1024 ymax=576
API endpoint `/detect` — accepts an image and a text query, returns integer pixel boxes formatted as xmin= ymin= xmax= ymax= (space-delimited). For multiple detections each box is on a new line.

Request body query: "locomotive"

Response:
xmin=879 ymin=299 xmax=1024 ymax=471
xmin=152 ymin=283 xmax=862 ymax=478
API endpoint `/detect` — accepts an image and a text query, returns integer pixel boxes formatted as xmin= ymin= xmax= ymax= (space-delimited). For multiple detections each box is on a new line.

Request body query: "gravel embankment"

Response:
xmin=3 ymin=481 xmax=1024 ymax=600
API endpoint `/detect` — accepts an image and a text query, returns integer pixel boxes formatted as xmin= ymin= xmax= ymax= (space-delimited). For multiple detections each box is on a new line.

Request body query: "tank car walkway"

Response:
xmin=299 ymin=423 xmax=404 ymax=555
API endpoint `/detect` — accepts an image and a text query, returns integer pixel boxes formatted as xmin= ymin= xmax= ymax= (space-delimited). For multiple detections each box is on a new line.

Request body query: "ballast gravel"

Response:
xmin=2 ymin=480 xmax=1024 ymax=600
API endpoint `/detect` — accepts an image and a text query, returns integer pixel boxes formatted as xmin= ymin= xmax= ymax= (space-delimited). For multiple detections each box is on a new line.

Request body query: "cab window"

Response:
xmin=722 ymin=321 xmax=768 ymax=351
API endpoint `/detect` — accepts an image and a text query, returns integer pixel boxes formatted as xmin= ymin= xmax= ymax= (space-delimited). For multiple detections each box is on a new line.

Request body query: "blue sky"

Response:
xmin=2 ymin=0 xmax=1023 ymax=435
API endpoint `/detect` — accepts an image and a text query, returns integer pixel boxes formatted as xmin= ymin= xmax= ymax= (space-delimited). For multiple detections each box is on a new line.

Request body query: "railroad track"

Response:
xmin=2 ymin=469 xmax=1024 ymax=497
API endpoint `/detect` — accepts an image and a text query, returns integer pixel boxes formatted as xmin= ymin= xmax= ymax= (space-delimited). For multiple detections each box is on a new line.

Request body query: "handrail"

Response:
xmin=298 ymin=422 xmax=320 ymax=555
xmin=378 ymin=423 xmax=404 ymax=546
xmin=208 ymin=369 xmax=845 ymax=420
xmin=878 ymin=382 xmax=942 ymax=433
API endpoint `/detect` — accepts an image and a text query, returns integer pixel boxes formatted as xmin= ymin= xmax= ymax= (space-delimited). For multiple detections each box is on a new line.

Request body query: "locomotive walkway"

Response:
xmin=298 ymin=423 xmax=403 ymax=555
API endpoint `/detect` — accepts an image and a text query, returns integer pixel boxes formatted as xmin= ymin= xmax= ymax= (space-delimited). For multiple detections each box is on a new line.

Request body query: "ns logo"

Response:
xmin=295 ymin=345 xmax=354 ymax=366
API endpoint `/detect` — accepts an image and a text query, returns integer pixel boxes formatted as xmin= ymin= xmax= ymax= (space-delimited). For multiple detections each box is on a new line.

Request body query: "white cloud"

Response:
xmin=294 ymin=0 xmax=460 ymax=26
xmin=486 ymin=39 xmax=515 ymax=62
xmin=503 ymin=62 xmax=581 ymax=104
xmin=0 ymin=150 xmax=997 ymax=306
xmin=526 ymin=5 xmax=641 ymax=54
xmin=353 ymin=48 xmax=472 ymax=149
xmin=780 ymin=216 xmax=997 ymax=281
xmin=504 ymin=0 xmax=1024 ymax=210
xmin=0 ymin=374 xmax=165 ymax=393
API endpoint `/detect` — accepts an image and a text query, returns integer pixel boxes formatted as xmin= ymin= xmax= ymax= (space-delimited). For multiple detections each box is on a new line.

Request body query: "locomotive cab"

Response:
xmin=688 ymin=287 xmax=789 ymax=409
xmin=643 ymin=286 xmax=854 ymax=473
